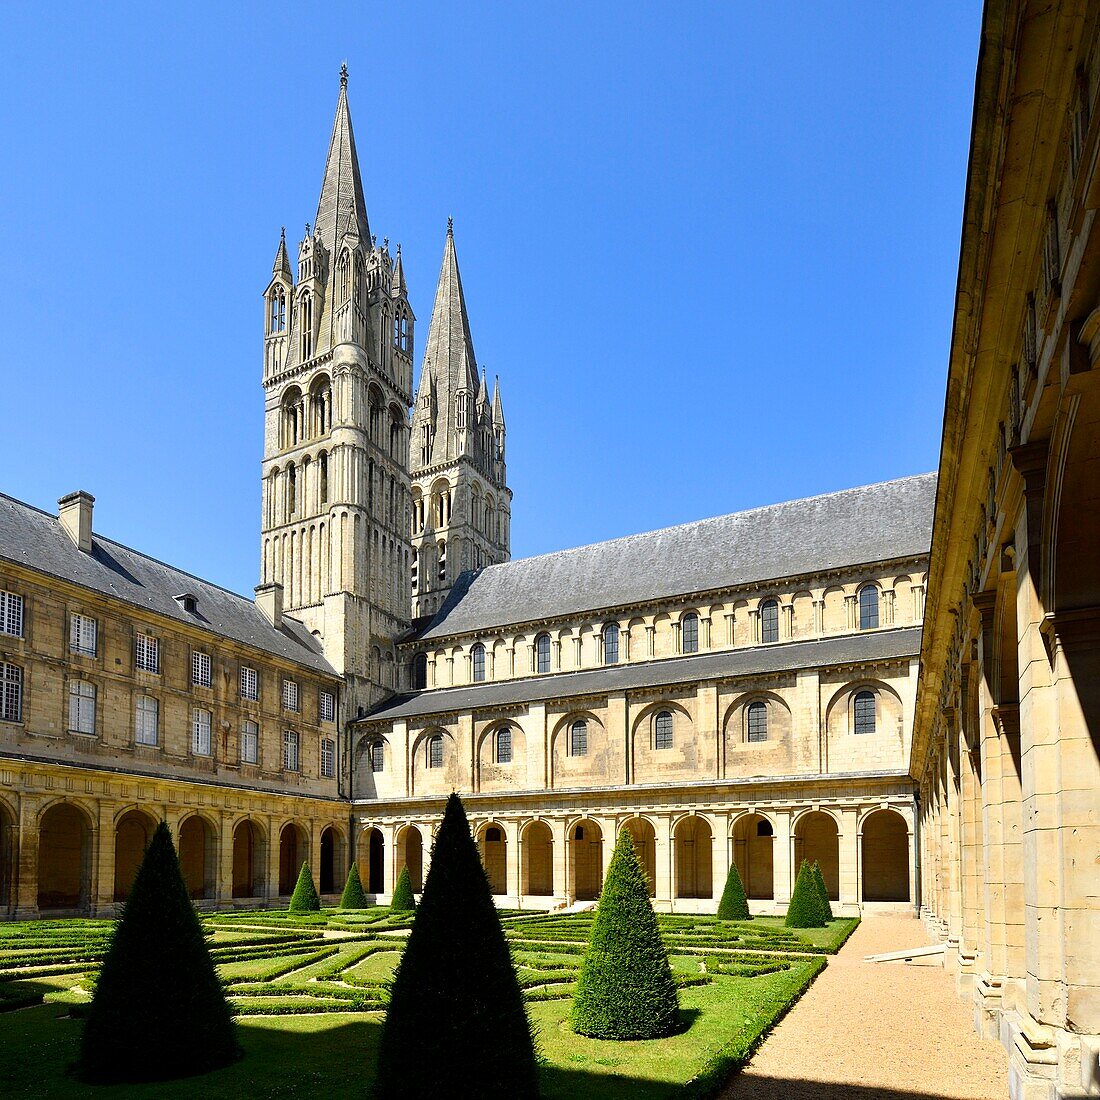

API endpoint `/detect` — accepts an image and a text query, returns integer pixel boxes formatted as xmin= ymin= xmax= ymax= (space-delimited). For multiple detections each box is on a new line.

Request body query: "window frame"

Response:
xmin=853 ymin=690 xmax=877 ymax=734
xmin=654 ymin=710 xmax=674 ymax=750
xmin=192 ymin=650 xmax=212 ymax=688
xmin=0 ymin=663 xmax=21 ymax=723
xmin=569 ymin=719 xmax=588 ymax=757
xmin=241 ymin=719 xmax=259 ymax=764
xmin=282 ymin=729 xmax=300 ymax=772
xmin=535 ymin=633 xmax=551 ymax=674
xmin=282 ymin=678 xmax=299 ymax=713
xmin=319 ymin=689 xmax=336 ymax=723
xmin=760 ymin=599 xmax=780 ymax=644
xmin=134 ymin=694 xmax=159 ymax=746
xmin=427 ymin=734 xmax=444 ymax=769
xmin=681 ymin=612 xmax=699 ymax=654
xmin=746 ymin=700 xmax=769 ymax=743
xmin=69 ymin=613 xmax=97 ymax=657
xmin=135 ymin=632 xmax=160 ymax=674
xmin=192 ymin=708 xmax=212 ymax=756
xmin=602 ymin=622 xmax=620 ymax=665
xmin=495 ymin=726 xmax=513 ymax=764
xmin=320 ymin=737 xmax=336 ymax=778
xmin=240 ymin=665 xmax=259 ymax=702
xmin=0 ymin=591 xmax=24 ymax=638
xmin=67 ymin=679 xmax=96 ymax=736
xmin=472 ymin=643 xmax=486 ymax=683
xmin=858 ymin=585 xmax=880 ymax=631
xmin=370 ymin=740 xmax=385 ymax=773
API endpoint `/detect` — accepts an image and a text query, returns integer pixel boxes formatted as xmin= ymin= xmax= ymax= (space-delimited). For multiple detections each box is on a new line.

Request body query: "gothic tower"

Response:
xmin=259 ymin=66 xmax=414 ymax=717
xmin=409 ymin=221 xmax=511 ymax=618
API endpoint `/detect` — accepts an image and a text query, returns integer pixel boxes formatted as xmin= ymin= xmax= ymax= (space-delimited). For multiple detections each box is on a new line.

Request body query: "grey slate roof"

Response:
xmin=0 ymin=493 xmax=336 ymax=676
xmin=418 ymin=474 xmax=937 ymax=641
xmin=364 ymin=625 xmax=923 ymax=722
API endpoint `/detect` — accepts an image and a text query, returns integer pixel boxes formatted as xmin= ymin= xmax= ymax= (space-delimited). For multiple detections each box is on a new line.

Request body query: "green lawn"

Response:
xmin=0 ymin=908 xmax=850 ymax=1097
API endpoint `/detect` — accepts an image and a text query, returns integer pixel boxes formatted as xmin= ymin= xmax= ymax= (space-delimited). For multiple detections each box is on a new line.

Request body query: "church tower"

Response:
xmin=409 ymin=221 xmax=511 ymax=618
xmin=259 ymin=66 xmax=414 ymax=717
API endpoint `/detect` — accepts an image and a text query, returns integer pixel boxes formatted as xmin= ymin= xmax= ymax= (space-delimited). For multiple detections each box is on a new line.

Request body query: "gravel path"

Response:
xmin=718 ymin=914 xmax=1007 ymax=1100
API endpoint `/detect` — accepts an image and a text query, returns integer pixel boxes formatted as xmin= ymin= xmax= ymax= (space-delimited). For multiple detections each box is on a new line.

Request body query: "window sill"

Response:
xmin=67 ymin=729 xmax=98 ymax=739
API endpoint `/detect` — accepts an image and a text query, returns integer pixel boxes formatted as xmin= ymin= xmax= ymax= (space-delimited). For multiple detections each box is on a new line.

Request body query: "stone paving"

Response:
xmin=719 ymin=913 xmax=1008 ymax=1100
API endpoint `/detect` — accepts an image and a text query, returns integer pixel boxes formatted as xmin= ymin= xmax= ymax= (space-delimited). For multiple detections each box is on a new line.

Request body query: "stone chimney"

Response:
xmin=254 ymin=582 xmax=284 ymax=627
xmin=58 ymin=491 xmax=95 ymax=553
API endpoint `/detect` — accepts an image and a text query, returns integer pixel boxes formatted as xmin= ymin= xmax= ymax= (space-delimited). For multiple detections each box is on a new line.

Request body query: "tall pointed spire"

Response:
xmin=392 ymin=243 xmax=407 ymax=297
xmin=272 ymin=226 xmax=292 ymax=279
xmin=423 ymin=220 xmax=479 ymax=392
xmin=492 ymin=375 xmax=505 ymax=427
xmin=314 ymin=65 xmax=370 ymax=254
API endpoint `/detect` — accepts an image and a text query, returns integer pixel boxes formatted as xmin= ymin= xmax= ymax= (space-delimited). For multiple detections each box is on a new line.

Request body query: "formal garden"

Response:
xmin=0 ymin=801 xmax=857 ymax=1099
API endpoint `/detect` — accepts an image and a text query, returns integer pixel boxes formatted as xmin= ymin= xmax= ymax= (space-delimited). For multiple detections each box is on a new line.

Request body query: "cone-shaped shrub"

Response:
xmin=78 ymin=820 xmax=239 ymax=1083
xmin=785 ymin=859 xmax=827 ymax=928
xmin=811 ymin=861 xmax=834 ymax=922
xmin=288 ymin=861 xmax=321 ymax=912
xmin=373 ymin=793 xmax=538 ymax=1099
xmin=390 ymin=865 xmax=417 ymax=913
xmin=571 ymin=829 xmax=680 ymax=1040
xmin=716 ymin=858 xmax=751 ymax=921
xmin=339 ymin=863 xmax=369 ymax=910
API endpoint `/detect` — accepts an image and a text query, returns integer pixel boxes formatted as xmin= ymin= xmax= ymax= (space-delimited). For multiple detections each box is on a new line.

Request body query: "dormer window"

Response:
xmin=174 ymin=593 xmax=198 ymax=615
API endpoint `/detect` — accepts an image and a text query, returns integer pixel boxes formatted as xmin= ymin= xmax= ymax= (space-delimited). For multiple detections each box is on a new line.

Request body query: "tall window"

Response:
xmin=746 ymin=701 xmax=768 ymax=742
xmin=319 ymin=452 xmax=329 ymax=503
xmin=192 ymin=651 xmax=212 ymax=687
xmin=536 ymin=633 xmax=551 ymax=674
xmin=602 ymin=622 xmax=620 ymax=665
xmin=240 ymin=666 xmax=259 ymax=702
xmin=682 ymin=612 xmax=699 ymax=654
xmin=135 ymin=633 xmax=159 ymax=673
xmin=428 ymin=734 xmax=443 ymax=769
xmin=192 ymin=709 xmax=212 ymax=756
xmin=68 ymin=680 xmax=96 ymax=735
xmin=282 ymin=679 xmax=299 ymax=712
xmin=135 ymin=695 xmax=158 ymax=746
xmin=283 ymin=729 xmax=300 ymax=771
xmin=1 ymin=663 xmax=21 ymax=723
xmin=859 ymin=585 xmax=880 ymax=630
xmin=654 ymin=710 xmax=674 ymax=750
xmin=287 ymin=463 xmax=297 ymax=515
xmin=0 ymin=591 xmax=23 ymax=638
xmin=496 ymin=726 xmax=512 ymax=764
xmin=69 ymin=614 xmax=97 ymax=656
xmin=269 ymin=286 xmax=286 ymax=333
xmin=411 ymin=548 xmax=419 ymax=594
xmin=412 ymin=653 xmax=428 ymax=690
xmin=370 ymin=740 xmax=385 ymax=772
xmin=760 ymin=600 xmax=779 ymax=644
xmin=320 ymin=737 xmax=336 ymax=778
xmin=320 ymin=690 xmax=336 ymax=723
xmin=438 ymin=541 xmax=447 ymax=582
xmin=472 ymin=643 xmax=486 ymax=683
xmin=569 ymin=720 xmax=588 ymax=756
xmin=241 ymin=720 xmax=259 ymax=764
xmin=299 ymin=292 xmax=313 ymax=359
xmin=854 ymin=690 xmax=877 ymax=734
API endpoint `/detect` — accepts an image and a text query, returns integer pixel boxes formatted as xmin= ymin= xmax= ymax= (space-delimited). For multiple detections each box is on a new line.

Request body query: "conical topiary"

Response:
xmin=716 ymin=858 xmax=751 ymax=921
xmin=390 ymin=864 xmax=417 ymax=913
xmin=288 ymin=861 xmax=320 ymax=913
xmin=339 ymin=863 xmax=369 ymax=910
xmin=78 ymin=821 xmax=239 ymax=1082
xmin=811 ymin=860 xmax=834 ymax=922
xmin=373 ymin=793 xmax=538 ymax=1099
xmin=571 ymin=829 xmax=680 ymax=1040
xmin=785 ymin=859 xmax=827 ymax=928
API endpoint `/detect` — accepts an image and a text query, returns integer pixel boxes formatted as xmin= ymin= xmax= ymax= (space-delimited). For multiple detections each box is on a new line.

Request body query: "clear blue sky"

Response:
xmin=0 ymin=2 xmax=981 ymax=598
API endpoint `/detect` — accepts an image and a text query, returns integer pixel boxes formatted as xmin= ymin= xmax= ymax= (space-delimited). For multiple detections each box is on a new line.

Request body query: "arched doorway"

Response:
xmin=178 ymin=815 xmax=216 ymax=900
xmin=479 ymin=824 xmax=507 ymax=895
xmin=360 ymin=827 xmax=384 ymax=894
xmin=521 ymin=821 xmax=553 ymax=896
xmin=570 ymin=820 xmax=603 ymax=901
xmin=861 ymin=809 xmax=910 ymax=901
xmin=794 ymin=811 xmax=840 ymax=899
xmin=674 ymin=816 xmax=713 ymax=899
xmin=0 ymin=802 xmax=14 ymax=911
xmin=279 ymin=823 xmax=308 ymax=895
xmin=114 ymin=809 xmax=155 ymax=901
xmin=732 ymin=813 xmax=774 ymax=900
xmin=320 ymin=826 xmax=342 ymax=895
xmin=622 ymin=818 xmax=657 ymax=897
xmin=38 ymin=803 xmax=91 ymax=910
xmin=232 ymin=819 xmax=265 ymax=898
xmin=398 ymin=825 xmax=423 ymax=892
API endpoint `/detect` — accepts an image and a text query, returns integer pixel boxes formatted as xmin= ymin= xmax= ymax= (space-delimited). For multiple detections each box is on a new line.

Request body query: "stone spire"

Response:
xmin=391 ymin=243 xmax=407 ymax=297
xmin=492 ymin=375 xmax=505 ymax=428
xmin=314 ymin=65 xmax=370 ymax=256
xmin=272 ymin=226 xmax=292 ymax=279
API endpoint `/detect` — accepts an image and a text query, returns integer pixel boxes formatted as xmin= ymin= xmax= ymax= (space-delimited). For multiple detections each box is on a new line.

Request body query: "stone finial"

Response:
xmin=447 ymin=216 xmax=454 ymax=235
xmin=340 ymin=62 xmax=348 ymax=89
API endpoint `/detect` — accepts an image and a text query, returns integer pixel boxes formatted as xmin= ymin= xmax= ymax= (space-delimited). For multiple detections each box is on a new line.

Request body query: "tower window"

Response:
xmin=495 ymin=726 xmax=512 ymax=764
xmin=299 ymin=293 xmax=313 ymax=359
xmin=859 ymin=585 xmax=880 ymax=630
xmin=602 ymin=622 xmax=620 ymax=665
xmin=746 ymin=701 xmax=768 ymax=742
xmin=854 ymin=690 xmax=876 ymax=734
xmin=472 ymin=643 xmax=486 ymax=682
xmin=536 ymin=633 xmax=551 ymax=674
xmin=319 ymin=452 xmax=329 ymax=504
xmin=438 ymin=541 xmax=447 ymax=583
xmin=569 ymin=720 xmax=588 ymax=756
xmin=760 ymin=599 xmax=779 ymax=644
xmin=287 ymin=464 xmax=296 ymax=516
xmin=412 ymin=654 xmax=427 ymax=690
xmin=337 ymin=250 xmax=351 ymax=302
xmin=682 ymin=612 xmax=699 ymax=654
xmin=654 ymin=710 xmax=673 ymax=750
xmin=269 ymin=287 xmax=286 ymax=333
xmin=411 ymin=548 xmax=419 ymax=594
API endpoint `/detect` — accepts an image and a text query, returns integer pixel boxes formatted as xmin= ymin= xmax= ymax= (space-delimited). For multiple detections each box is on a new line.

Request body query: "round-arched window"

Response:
xmin=854 ymin=690 xmax=876 ymax=734
xmin=654 ymin=710 xmax=674 ymax=750
xmin=746 ymin=701 xmax=768 ymax=742
xmin=859 ymin=585 xmax=880 ymax=630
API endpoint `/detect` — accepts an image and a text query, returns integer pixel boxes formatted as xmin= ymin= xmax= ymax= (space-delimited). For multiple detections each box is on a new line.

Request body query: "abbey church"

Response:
xmin=1 ymin=3 xmax=1098 ymax=1094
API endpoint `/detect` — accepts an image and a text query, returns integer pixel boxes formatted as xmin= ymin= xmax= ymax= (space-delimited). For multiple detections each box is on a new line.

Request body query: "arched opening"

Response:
xmin=521 ymin=821 xmax=553 ymax=897
xmin=279 ymin=823 xmax=308 ymax=896
xmin=794 ymin=811 xmax=840 ymax=900
xmin=0 ymin=803 xmax=13 ymax=911
xmin=674 ymin=816 xmax=713 ymax=899
xmin=398 ymin=825 xmax=423 ymax=893
xmin=732 ymin=814 xmax=775 ymax=900
xmin=38 ymin=803 xmax=92 ymax=910
xmin=179 ymin=815 xmax=216 ymax=901
xmin=570 ymin=820 xmax=603 ymax=901
xmin=861 ymin=809 xmax=910 ymax=902
xmin=622 ymin=818 xmax=656 ymax=897
xmin=479 ymin=824 xmax=507 ymax=895
xmin=114 ymin=809 xmax=155 ymax=901
xmin=320 ymin=826 xmax=341 ymax=895
xmin=232 ymin=819 xmax=265 ymax=899
xmin=361 ymin=827 xmax=384 ymax=895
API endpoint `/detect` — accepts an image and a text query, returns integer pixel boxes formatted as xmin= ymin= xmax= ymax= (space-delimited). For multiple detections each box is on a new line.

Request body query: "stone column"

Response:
xmin=813 ymin=598 xmax=824 ymax=636
xmin=13 ymin=793 xmax=40 ymax=919
xmin=503 ymin=819 xmax=521 ymax=907
xmin=654 ymin=815 xmax=673 ymax=905
xmin=266 ymin=815 xmax=282 ymax=902
xmin=749 ymin=608 xmax=760 ymax=643
xmin=701 ymin=616 xmax=712 ymax=649
xmin=710 ymin=811 xmax=729 ymax=909
xmin=773 ymin=809 xmax=793 ymax=906
xmin=553 ymin=818 xmax=570 ymax=903
xmin=782 ymin=603 xmax=794 ymax=640
xmin=725 ymin=612 xmax=735 ymax=646
xmin=645 ymin=625 xmax=655 ymax=657
xmin=218 ymin=811 xmax=235 ymax=905
xmin=839 ymin=806 xmax=859 ymax=910
xmin=94 ymin=801 xmax=115 ymax=916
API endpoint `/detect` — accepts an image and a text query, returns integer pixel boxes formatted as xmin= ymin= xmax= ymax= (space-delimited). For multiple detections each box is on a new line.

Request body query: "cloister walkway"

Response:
xmin=720 ymin=914 xmax=1007 ymax=1100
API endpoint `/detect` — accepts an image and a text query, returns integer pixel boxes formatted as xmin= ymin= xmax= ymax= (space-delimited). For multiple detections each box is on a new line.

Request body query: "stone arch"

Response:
xmin=476 ymin=721 xmax=527 ymax=792
xmin=731 ymin=811 xmax=775 ymax=900
xmin=231 ymin=817 xmax=266 ymax=898
xmin=114 ymin=807 xmax=157 ymax=901
xmin=0 ymin=798 xmax=14 ymax=911
xmin=824 ymin=679 xmax=904 ymax=738
xmin=550 ymin=710 xmax=608 ymax=789
xmin=178 ymin=813 xmax=217 ymax=901
xmin=477 ymin=821 xmax=508 ymax=896
xmin=860 ymin=808 xmax=910 ymax=902
xmin=723 ymin=690 xmax=793 ymax=747
xmin=278 ymin=821 xmax=310 ymax=895
xmin=520 ymin=820 xmax=553 ymax=897
xmin=568 ymin=818 xmax=603 ymax=901
xmin=410 ymin=727 xmax=458 ymax=795
xmin=358 ymin=826 xmax=385 ymax=895
xmin=320 ymin=824 xmax=345 ymax=895
xmin=38 ymin=801 xmax=94 ymax=911
xmin=793 ymin=809 xmax=840 ymax=900
xmin=674 ymin=814 xmax=713 ymax=899
xmin=621 ymin=816 xmax=657 ymax=897
xmin=396 ymin=824 xmax=424 ymax=892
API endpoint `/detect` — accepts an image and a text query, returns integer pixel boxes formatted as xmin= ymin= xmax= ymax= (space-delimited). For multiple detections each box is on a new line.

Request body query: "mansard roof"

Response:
xmin=418 ymin=473 xmax=937 ymax=641
xmin=364 ymin=625 xmax=923 ymax=722
xmin=0 ymin=493 xmax=337 ymax=676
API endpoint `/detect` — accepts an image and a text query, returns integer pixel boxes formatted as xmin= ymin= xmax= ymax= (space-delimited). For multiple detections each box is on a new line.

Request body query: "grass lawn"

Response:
xmin=0 ymin=908 xmax=849 ymax=1097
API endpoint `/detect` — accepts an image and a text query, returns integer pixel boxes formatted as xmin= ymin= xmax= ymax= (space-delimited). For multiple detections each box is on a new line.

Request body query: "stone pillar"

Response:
xmin=724 ymin=612 xmax=734 ymax=646
xmin=13 ymin=794 xmax=40 ymax=919
xmin=382 ymin=822 xmax=396 ymax=897
xmin=782 ymin=603 xmax=794 ymax=640
xmin=553 ymin=818 xmax=570 ymax=903
xmin=773 ymin=809 xmax=793 ymax=906
xmin=218 ymin=811 xmax=235 ymax=905
xmin=94 ymin=802 xmax=115 ymax=916
xmin=710 ymin=811 xmax=729 ymax=908
xmin=749 ymin=608 xmax=760 ymax=643
xmin=839 ymin=806 xmax=859 ymax=910
xmin=645 ymin=625 xmax=655 ymax=657
xmin=504 ymin=819 xmax=521 ymax=906
xmin=654 ymin=815 xmax=673 ymax=905
xmin=266 ymin=815 xmax=282 ymax=901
